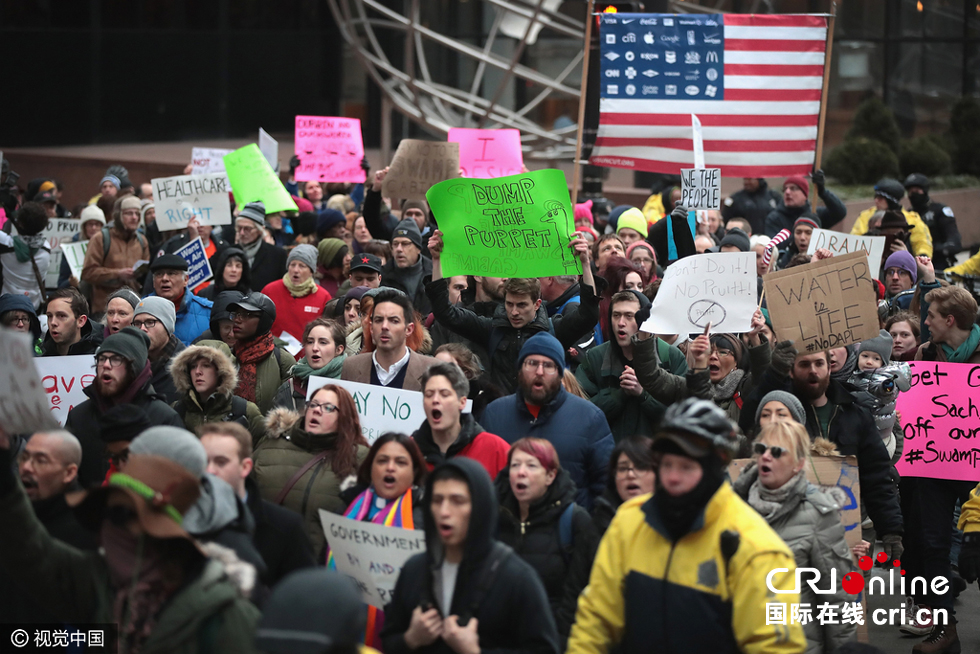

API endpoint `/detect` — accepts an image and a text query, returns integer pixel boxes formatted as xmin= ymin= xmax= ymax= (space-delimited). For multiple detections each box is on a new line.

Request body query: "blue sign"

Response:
xmin=174 ymin=237 xmax=214 ymax=288
xmin=597 ymin=13 xmax=725 ymax=101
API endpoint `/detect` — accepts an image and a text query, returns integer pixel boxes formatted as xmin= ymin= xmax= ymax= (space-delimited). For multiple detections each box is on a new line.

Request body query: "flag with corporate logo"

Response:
xmin=589 ymin=13 xmax=829 ymax=177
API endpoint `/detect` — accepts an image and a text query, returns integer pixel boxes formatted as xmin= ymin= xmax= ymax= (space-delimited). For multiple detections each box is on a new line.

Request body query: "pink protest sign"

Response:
xmin=294 ymin=116 xmax=366 ymax=183
xmin=448 ymin=128 xmax=524 ymax=179
xmin=895 ymin=361 xmax=980 ymax=481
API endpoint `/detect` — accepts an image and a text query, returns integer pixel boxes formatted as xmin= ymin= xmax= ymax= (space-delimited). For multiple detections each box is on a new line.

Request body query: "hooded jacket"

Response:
xmin=481 ymin=388 xmax=614 ymax=510
xmin=0 ymin=293 xmax=45 ymax=355
xmin=197 ymin=336 xmax=296 ymax=416
xmin=196 ymin=248 xmax=252 ymax=301
xmin=251 ymin=408 xmax=369 ymax=554
xmin=381 ymin=458 xmax=561 ymax=654
xmin=148 ymin=334 xmax=186 ymax=405
xmin=412 ymin=413 xmax=510 ymax=481
xmin=170 ymin=344 xmax=266 ymax=446
xmin=183 ymin=474 xmax=267 ymax=579
xmin=496 ymin=468 xmax=599 ymax=645
xmin=0 ymin=230 xmax=52 ymax=310
xmin=243 ymin=476 xmax=315 ymax=586
xmin=40 ymin=317 xmax=105 ymax=357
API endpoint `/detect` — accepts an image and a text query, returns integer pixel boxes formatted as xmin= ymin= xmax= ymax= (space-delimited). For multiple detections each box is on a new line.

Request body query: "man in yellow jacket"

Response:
xmin=958 ymin=483 xmax=980 ymax=585
xmin=850 ymin=178 xmax=933 ymax=258
xmin=567 ymin=399 xmax=806 ymax=654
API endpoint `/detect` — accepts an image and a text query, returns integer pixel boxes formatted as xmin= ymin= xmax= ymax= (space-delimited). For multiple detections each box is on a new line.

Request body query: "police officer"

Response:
xmin=904 ymin=174 xmax=961 ymax=270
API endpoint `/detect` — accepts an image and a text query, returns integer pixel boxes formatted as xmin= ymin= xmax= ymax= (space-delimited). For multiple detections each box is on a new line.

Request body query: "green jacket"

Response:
xmin=630 ymin=334 xmax=712 ymax=405
xmin=198 ymin=339 xmax=296 ymax=416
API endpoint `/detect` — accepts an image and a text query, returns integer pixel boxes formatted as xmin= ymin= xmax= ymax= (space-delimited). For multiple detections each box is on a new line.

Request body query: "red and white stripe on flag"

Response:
xmin=589 ymin=14 xmax=828 ymax=178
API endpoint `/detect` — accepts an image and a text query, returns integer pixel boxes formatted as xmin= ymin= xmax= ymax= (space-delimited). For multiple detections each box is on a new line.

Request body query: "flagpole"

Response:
xmin=811 ymin=3 xmax=836 ymax=212
xmin=571 ymin=0 xmax=595 ymax=207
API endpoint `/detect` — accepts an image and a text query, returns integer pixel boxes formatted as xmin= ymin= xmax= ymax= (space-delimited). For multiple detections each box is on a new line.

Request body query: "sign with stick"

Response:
xmin=425 ymin=169 xmax=582 ymax=278
xmin=174 ymin=237 xmax=214 ymax=288
xmin=448 ymin=128 xmax=524 ymax=179
xmin=806 ymin=229 xmax=886 ymax=274
xmin=223 ymin=144 xmax=298 ymax=214
xmin=152 ymin=173 xmax=233 ymax=229
xmin=294 ymin=116 xmax=366 ymax=183
xmin=680 ymin=167 xmax=721 ymax=210
xmin=763 ymin=251 xmax=879 ymax=354
xmin=382 ymin=140 xmax=460 ymax=201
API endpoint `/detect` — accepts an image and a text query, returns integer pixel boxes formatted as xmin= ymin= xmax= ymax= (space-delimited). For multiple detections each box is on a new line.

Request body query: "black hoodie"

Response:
xmin=382 ymin=458 xmax=560 ymax=654
xmin=196 ymin=247 xmax=252 ymax=301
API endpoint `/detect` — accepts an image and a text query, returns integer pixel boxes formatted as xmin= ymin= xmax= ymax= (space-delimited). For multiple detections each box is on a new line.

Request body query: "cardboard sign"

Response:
xmin=382 ymin=139 xmax=460 ymax=201
xmin=174 ymin=237 xmax=214 ymax=288
xmin=763 ymin=251 xmax=879 ymax=355
xmin=61 ymin=241 xmax=89 ymax=281
xmin=806 ymin=229 xmax=886 ymax=275
xmin=425 ymin=169 xmax=582 ymax=278
xmin=0 ymin=329 xmax=59 ymax=432
xmin=895 ymin=361 xmax=980 ymax=481
xmin=223 ymin=144 xmax=298 ymax=214
xmin=191 ymin=147 xmax=232 ymax=175
xmin=448 ymin=128 xmax=524 ymax=179
xmin=641 ymin=252 xmax=756 ymax=336
xmin=33 ymin=355 xmax=95 ymax=427
xmin=319 ymin=510 xmax=426 ymax=608
xmin=258 ymin=127 xmax=278 ymax=170
xmin=151 ymin=174 xmax=233 ymax=229
xmin=680 ymin=168 xmax=721 ymax=210
xmin=308 ymin=377 xmax=471 ymax=444
xmin=294 ymin=116 xmax=367 ymax=183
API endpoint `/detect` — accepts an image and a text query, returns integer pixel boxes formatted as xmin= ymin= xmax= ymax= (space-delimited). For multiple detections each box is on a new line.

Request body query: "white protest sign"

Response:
xmin=61 ymin=241 xmax=89 ymax=281
xmin=0 ymin=329 xmax=59 ymax=432
xmin=320 ymin=510 xmax=426 ymax=608
xmin=191 ymin=147 xmax=233 ymax=175
xmin=641 ymin=252 xmax=757 ymax=335
xmin=680 ymin=168 xmax=721 ymax=210
xmin=308 ymin=377 xmax=471 ymax=444
xmin=807 ymin=229 xmax=886 ymax=274
xmin=33 ymin=355 xmax=95 ymax=426
xmin=174 ymin=237 xmax=214 ymax=288
xmin=152 ymin=174 xmax=233 ymax=229
xmin=258 ymin=128 xmax=279 ymax=171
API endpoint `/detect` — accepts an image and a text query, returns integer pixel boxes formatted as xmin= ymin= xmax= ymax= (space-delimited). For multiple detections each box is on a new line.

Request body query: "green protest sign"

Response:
xmin=426 ymin=169 xmax=582 ymax=278
xmin=223 ymin=144 xmax=298 ymax=214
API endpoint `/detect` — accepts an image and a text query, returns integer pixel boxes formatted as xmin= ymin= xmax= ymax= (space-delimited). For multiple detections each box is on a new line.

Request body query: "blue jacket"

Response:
xmin=481 ymin=388 xmax=614 ymax=510
xmin=147 ymin=291 xmax=214 ymax=346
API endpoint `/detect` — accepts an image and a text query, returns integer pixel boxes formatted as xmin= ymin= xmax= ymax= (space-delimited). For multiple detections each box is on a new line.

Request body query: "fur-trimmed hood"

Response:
xmin=264 ymin=407 xmax=302 ymax=440
xmin=170 ymin=343 xmax=239 ymax=397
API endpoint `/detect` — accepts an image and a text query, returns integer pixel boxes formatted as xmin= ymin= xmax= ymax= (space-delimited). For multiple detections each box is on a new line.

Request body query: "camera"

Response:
xmin=866 ymin=362 xmax=912 ymax=402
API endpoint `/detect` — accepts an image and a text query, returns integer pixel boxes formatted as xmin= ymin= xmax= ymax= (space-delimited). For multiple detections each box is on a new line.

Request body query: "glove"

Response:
xmin=959 ymin=532 xmax=980 ymax=584
xmin=670 ymin=203 xmax=688 ymax=222
xmin=635 ymin=304 xmax=651 ymax=328
xmin=811 ymin=168 xmax=826 ymax=193
xmin=770 ymin=340 xmax=798 ymax=378
xmin=289 ymin=155 xmax=301 ymax=174
xmin=360 ymin=156 xmax=371 ymax=172
xmin=881 ymin=534 xmax=904 ymax=562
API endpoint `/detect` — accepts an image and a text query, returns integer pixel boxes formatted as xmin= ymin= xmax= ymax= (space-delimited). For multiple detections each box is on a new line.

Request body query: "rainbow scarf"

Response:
xmin=328 ymin=487 xmax=415 ymax=651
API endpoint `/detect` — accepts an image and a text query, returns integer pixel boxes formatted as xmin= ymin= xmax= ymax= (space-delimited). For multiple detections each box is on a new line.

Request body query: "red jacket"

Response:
xmin=261 ymin=280 xmax=332 ymax=341
xmin=414 ymin=415 xmax=511 ymax=480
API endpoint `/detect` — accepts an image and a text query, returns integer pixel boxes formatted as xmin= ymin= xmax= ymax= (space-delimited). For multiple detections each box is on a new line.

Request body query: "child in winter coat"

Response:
xmin=847 ymin=330 xmax=911 ymax=462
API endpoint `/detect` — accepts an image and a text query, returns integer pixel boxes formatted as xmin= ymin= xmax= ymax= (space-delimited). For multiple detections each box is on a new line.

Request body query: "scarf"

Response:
xmin=711 ymin=368 xmax=745 ymax=403
xmin=747 ymin=470 xmax=805 ymax=520
xmin=941 ymin=324 xmax=980 ymax=363
xmin=240 ymin=236 xmax=263 ymax=266
xmin=282 ymin=272 xmax=318 ymax=298
xmin=12 ymin=234 xmax=47 ymax=263
xmin=290 ymin=353 xmax=346 ymax=382
xmin=234 ymin=332 xmax=276 ymax=403
xmin=830 ymin=346 xmax=857 ymax=382
xmin=651 ymin=456 xmax=724 ymax=541
xmin=150 ymin=336 xmax=180 ymax=377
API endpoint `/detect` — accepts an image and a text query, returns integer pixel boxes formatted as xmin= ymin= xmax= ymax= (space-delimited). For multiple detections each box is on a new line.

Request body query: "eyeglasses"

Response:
xmin=230 ymin=311 xmax=261 ymax=322
xmin=1 ymin=314 xmax=30 ymax=326
xmin=522 ymin=359 xmax=559 ymax=374
xmin=132 ymin=319 xmax=158 ymax=330
xmin=104 ymin=504 xmax=139 ymax=528
xmin=616 ymin=464 xmax=652 ymax=476
xmin=96 ymin=353 xmax=127 ymax=368
xmin=753 ymin=443 xmax=787 ymax=459
xmin=236 ymin=224 xmax=258 ymax=234
xmin=308 ymin=400 xmax=339 ymax=414
xmin=713 ymin=348 xmax=734 ymax=358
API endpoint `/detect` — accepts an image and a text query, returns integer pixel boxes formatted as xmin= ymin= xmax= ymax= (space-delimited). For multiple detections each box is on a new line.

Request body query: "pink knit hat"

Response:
xmin=574 ymin=199 xmax=593 ymax=225
xmin=626 ymin=240 xmax=658 ymax=281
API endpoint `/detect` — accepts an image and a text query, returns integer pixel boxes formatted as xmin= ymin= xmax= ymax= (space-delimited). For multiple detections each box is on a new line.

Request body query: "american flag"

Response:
xmin=588 ymin=13 xmax=828 ymax=177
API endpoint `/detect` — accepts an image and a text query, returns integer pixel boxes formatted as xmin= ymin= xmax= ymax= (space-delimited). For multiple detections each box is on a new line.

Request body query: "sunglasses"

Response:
xmin=753 ymin=443 xmax=787 ymax=459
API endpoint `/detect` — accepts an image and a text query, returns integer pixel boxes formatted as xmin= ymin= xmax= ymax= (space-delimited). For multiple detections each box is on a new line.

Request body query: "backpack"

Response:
xmin=557 ymin=503 xmax=575 ymax=565
xmin=101 ymin=226 xmax=147 ymax=259
xmin=175 ymin=395 xmax=250 ymax=430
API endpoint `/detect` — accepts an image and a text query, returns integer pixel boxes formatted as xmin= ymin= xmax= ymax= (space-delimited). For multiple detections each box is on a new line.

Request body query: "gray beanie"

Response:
xmin=392 ymin=218 xmax=423 ymax=249
xmin=859 ymin=329 xmax=893 ymax=365
xmin=129 ymin=426 xmax=208 ymax=479
xmin=134 ymin=296 xmax=177 ymax=336
xmin=287 ymin=243 xmax=318 ymax=273
xmin=755 ymin=390 xmax=806 ymax=426
xmin=238 ymin=201 xmax=267 ymax=227
xmin=106 ymin=288 xmax=141 ymax=310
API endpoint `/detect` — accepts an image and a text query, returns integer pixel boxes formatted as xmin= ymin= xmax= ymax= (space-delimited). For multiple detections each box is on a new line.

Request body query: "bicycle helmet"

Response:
xmin=654 ymin=397 xmax=738 ymax=462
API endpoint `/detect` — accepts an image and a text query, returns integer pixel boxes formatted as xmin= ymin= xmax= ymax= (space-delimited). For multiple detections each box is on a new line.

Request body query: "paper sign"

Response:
xmin=258 ymin=128 xmax=278 ymax=170
xmin=191 ymin=147 xmax=232 ymax=175
xmin=223 ymin=144 xmax=298 ymax=214
xmin=174 ymin=237 xmax=214 ymax=288
xmin=319 ymin=510 xmax=426 ymax=608
xmin=763 ymin=251 xmax=879 ymax=354
xmin=895 ymin=361 xmax=980 ymax=481
xmin=151 ymin=174 xmax=233 ymax=229
xmin=294 ymin=116 xmax=366 ymax=183
xmin=61 ymin=241 xmax=89 ymax=281
xmin=641 ymin=252 xmax=756 ymax=335
xmin=448 ymin=128 xmax=524 ymax=179
xmin=382 ymin=139 xmax=460 ymax=201
xmin=33 ymin=355 xmax=95 ymax=427
xmin=425 ymin=169 xmax=582 ymax=278
xmin=0 ymin=329 xmax=59 ymax=432
xmin=680 ymin=168 xmax=721 ymax=210
xmin=308 ymin=377 xmax=471 ymax=444
xmin=807 ymin=229 xmax=886 ymax=275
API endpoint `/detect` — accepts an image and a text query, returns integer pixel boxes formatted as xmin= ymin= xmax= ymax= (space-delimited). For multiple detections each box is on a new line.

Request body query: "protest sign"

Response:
xmin=807 ymin=229 xmax=886 ymax=274
xmin=895 ymin=361 xmax=980 ymax=481
xmin=680 ymin=168 xmax=721 ymax=210
xmin=191 ymin=147 xmax=232 ymax=175
xmin=223 ymin=144 xmax=298 ymax=214
xmin=61 ymin=241 xmax=88 ymax=281
xmin=294 ymin=116 xmax=366 ymax=183
xmin=33 ymin=355 xmax=95 ymax=427
xmin=174 ymin=237 xmax=214 ymax=288
xmin=763 ymin=251 xmax=879 ymax=354
xmin=151 ymin=173 xmax=233 ymax=229
xmin=641 ymin=252 xmax=756 ymax=336
xmin=308 ymin=377 xmax=471 ymax=444
xmin=425 ymin=169 xmax=582 ymax=278
xmin=0 ymin=329 xmax=59 ymax=432
xmin=319 ymin=510 xmax=426 ymax=608
xmin=258 ymin=127 xmax=278 ymax=170
xmin=448 ymin=128 xmax=524 ymax=179
xmin=382 ymin=139 xmax=460 ymax=201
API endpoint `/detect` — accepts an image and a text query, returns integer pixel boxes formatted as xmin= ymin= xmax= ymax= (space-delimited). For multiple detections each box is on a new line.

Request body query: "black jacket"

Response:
xmin=246 ymin=241 xmax=288 ymax=292
xmin=40 ymin=319 xmax=104 ymax=357
xmin=763 ymin=187 xmax=847 ymax=237
xmin=382 ymin=255 xmax=434 ymax=317
xmin=495 ymin=468 xmax=599 ymax=645
xmin=912 ymin=198 xmax=961 ymax=269
xmin=149 ymin=335 xmax=186 ymax=405
xmin=721 ymin=179 xmax=782 ymax=236
xmin=244 ymin=476 xmax=315 ymax=586
xmin=590 ymin=488 xmax=622 ymax=538
xmin=363 ymin=188 xmax=432 ymax=258
xmin=381 ymin=458 xmax=560 ymax=654
xmin=196 ymin=247 xmax=253 ymax=301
